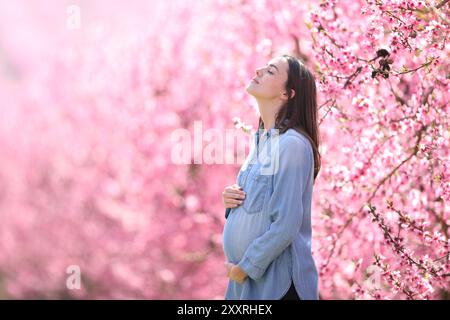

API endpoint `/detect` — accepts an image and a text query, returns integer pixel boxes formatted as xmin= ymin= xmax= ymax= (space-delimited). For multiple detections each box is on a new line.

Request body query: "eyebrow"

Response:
xmin=266 ymin=63 xmax=279 ymax=72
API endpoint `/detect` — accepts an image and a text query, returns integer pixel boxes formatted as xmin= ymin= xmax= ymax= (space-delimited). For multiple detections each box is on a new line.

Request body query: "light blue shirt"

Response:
xmin=222 ymin=127 xmax=319 ymax=300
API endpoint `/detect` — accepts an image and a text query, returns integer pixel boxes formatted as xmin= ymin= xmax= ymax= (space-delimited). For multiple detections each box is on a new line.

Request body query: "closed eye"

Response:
xmin=265 ymin=63 xmax=278 ymax=74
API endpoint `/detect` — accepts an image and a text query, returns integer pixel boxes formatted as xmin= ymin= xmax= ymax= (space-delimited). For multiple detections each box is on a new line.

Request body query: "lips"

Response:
xmin=251 ymin=78 xmax=259 ymax=84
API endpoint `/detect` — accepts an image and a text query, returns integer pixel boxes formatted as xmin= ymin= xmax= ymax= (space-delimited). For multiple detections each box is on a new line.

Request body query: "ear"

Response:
xmin=284 ymin=89 xmax=295 ymax=99
xmin=289 ymin=89 xmax=295 ymax=99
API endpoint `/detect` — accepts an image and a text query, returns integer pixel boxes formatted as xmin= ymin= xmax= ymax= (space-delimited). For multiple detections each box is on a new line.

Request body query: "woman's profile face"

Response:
xmin=246 ymin=56 xmax=289 ymax=100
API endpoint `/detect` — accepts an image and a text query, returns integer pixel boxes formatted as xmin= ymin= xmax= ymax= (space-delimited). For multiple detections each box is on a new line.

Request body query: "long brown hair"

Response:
xmin=258 ymin=54 xmax=321 ymax=182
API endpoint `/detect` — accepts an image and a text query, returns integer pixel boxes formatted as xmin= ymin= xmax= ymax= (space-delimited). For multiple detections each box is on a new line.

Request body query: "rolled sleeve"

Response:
xmin=237 ymin=135 xmax=312 ymax=280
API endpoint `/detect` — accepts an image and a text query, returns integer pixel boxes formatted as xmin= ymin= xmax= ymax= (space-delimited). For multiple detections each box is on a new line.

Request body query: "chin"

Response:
xmin=245 ymin=84 xmax=256 ymax=95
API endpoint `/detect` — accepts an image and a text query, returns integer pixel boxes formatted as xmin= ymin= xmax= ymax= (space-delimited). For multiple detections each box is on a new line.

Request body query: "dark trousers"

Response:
xmin=280 ymin=281 xmax=301 ymax=300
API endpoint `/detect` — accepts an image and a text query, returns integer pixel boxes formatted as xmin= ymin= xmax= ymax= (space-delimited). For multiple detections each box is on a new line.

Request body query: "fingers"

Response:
xmin=222 ymin=185 xmax=246 ymax=209
xmin=224 ymin=191 xmax=246 ymax=200
xmin=225 ymin=263 xmax=246 ymax=283
xmin=226 ymin=184 xmax=244 ymax=191
xmin=224 ymin=187 xmax=244 ymax=193
xmin=225 ymin=198 xmax=244 ymax=208
xmin=227 ymin=198 xmax=244 ymax=204
xmin=223 ymin=187 xmax=246 ymax=198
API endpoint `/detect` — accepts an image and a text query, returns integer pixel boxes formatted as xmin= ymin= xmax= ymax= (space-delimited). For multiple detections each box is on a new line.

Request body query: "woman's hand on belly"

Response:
xmin=222 ymin=184 xmax=246 ymax=209
xmin=225 ymin=262 xmax=248 ymax=284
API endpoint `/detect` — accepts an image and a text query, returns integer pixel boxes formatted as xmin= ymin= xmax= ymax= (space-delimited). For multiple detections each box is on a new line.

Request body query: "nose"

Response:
xmin=255 ymin=67 xmax=263 ymax=77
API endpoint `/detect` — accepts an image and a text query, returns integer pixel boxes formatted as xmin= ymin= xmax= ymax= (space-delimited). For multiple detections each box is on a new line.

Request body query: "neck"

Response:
xmin=256 ymin=98 xmax=280 ymax=134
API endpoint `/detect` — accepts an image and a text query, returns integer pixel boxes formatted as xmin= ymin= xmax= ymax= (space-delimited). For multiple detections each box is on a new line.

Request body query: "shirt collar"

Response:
xmin=257 ymin=118 xmax=289 ymax=138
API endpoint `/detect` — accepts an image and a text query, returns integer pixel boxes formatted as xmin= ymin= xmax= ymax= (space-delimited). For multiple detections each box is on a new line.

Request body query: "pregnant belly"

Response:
xmin=222 ymin=206 xmax=270 ymax=263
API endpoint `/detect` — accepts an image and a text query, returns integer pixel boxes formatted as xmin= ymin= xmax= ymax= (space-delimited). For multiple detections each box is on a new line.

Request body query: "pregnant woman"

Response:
xmin=222 ymin=54 xmax=321 ymax=300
